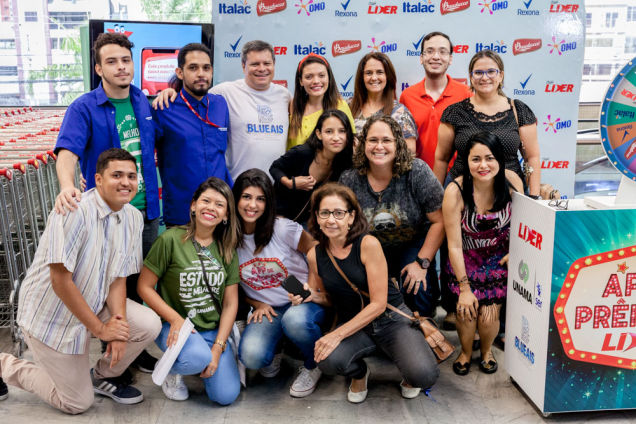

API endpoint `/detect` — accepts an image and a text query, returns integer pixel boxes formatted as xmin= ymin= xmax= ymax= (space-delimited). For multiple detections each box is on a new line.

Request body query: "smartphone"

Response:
xmin=141 ymin=48 xmax=179 ymax=96
xmin=282 ymin=275 xmax=311 ymax=300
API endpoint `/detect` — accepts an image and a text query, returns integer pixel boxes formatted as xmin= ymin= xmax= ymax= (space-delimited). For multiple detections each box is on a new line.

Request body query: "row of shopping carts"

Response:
xmin=0 ymin=106 xmax=69 ymax=356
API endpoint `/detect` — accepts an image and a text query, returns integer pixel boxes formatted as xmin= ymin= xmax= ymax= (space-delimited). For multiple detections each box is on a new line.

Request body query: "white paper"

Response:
xmin=152 ymin=318 xmax=194 ymax=386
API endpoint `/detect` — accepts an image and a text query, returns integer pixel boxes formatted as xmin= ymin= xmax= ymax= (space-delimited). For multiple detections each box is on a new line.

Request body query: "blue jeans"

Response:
xmin=239 ymin=302 xmax=325 ymax=370
xmin=156 ymin=322 xmax=240 ymax=405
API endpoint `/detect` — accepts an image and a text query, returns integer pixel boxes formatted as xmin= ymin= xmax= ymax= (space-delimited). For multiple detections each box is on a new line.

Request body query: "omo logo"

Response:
xmin=543 ymin=114 xmax=572 ymax=133
xmin=295 ymin=0 xmax=326 ymax=16
xmin=406 ymin=35 xmax=425 ymax=57
xmin=368 ymin=37 xmax=398 ymax=54
xmin=335 ymin=0 xmax=358 ymax=16
xmin=548 ymin=36 xmax=577 ymax=55
xmin=224 ymin=35 xmax=243 ymax=58
xmin=402 ymin=1 xmax=436 ymax=13
xmin=479 ymin=0 xmax=508 ymax=14
xmin=218 ymin=1 xmax=252 ymax=14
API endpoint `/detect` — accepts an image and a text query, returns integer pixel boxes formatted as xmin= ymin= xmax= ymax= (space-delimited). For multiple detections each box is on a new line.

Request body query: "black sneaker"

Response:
xmin=0 ymin=378 xmax=8 ymax=401
xmin=91 ymin=369 xmax=143 ymax=405
xmin=131 ymin=350 xmax=157 ymax=373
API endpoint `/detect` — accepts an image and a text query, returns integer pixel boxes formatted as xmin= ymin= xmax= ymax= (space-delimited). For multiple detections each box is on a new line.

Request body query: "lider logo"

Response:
xmin=440 ymin=0 xmax=469 ymax=14
xmin=368 ymin=1 xmax=399 ymax=14
xmin=545 ymin=81 xmax=574 ymax=93
xmin=549 ymin=2 xmax=579 ymax=13
xmin=518 ymin=222 xmax=542 ymax=250
xmin=332 ymin=40 xmax=362 ymax=57
xmin=621 ymin=88 xmax=636 ymax=103
xmin=256 ymin=0 xmax=287 ymax=15
xmin=512 ymin=38 xmax=542 ymax=55
xmin=554 ymin=245 xmax=636 ymax=370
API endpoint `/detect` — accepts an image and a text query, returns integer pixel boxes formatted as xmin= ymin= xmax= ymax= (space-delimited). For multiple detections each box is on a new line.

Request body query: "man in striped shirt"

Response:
xmin=0 ymin=149 xmax=161 ymax=414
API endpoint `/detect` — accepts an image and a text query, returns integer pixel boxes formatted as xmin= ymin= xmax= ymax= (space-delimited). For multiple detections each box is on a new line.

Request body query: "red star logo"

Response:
xmin=617 ymin=261 xmax=629 ymax=274
xmin=106 ymin=28 xmax=133 ymax=37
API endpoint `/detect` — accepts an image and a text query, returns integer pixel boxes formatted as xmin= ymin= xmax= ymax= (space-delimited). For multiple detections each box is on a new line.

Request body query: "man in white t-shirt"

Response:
xmin=154 ymin=40 xmax=291 ymax=180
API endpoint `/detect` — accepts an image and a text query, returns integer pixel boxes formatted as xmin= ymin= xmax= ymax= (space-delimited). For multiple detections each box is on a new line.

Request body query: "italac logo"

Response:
xmin=406 ymin=35 xmax=424 ymax=57
xmin=548 ymin=36 xmax=577 ymax=55
xmin=402 ymin=0 xmax=436 ymax=13
xmin=440 ymin=0 xmax=469 ymax=14
xmin=218 ymin=1 xmax=252 ymax=14
xmin=295 ymin=0 xmax=326 ymax=16
xmin=256 ymin=0 xmax=287 ymax=16
xmin=294 ymin=41 xmax=326 ymax=55
xmin=614 ymin=108 xmax=635 ymax=120
xmin=512 ymin=38 xmax=542 ymax=55
xmin=514 ymin=73 xmax=535 ymax=96
xmin=475 ymin=40 xmax=507 ymax=54
xmin=332 ymin=40 xmax=362 ymax=57
xmin=336 ymin=0 xmax=358 ymax=17
xmin=479 ymin=0 xmax=508 ymax=14
xmin=543 ymin=114 xmax=572 ymax=133
xmin=545 ymin=81 xmax=574 ymax=93
xmin=549 ymin=1 xmax=579 ymax=13
xmin=368 ymin=37 xmax=398 ymax=54
xmin=368 ymin=1 xmax=399 ymax=14
xmin=517 ymin=0 xmax=539 ymax=15
xmin=225 ymin=35 xmax=243 ymax=58
xmin=339 ymin=75 xmax=354 ymax=98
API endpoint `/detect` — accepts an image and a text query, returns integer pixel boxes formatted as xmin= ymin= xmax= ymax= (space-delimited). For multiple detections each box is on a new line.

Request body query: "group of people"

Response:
xmin=0 ymin=30 xmax=544 ymax=413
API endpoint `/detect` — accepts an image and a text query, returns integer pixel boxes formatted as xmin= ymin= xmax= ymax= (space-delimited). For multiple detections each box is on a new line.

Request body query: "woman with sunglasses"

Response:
xmin=433 ymin=50 xmax=541 ymax=198
xmin=138 ymin=177 xmax=241 ymax=405
xmin=290 ymin=183 xmax=439 ymax=402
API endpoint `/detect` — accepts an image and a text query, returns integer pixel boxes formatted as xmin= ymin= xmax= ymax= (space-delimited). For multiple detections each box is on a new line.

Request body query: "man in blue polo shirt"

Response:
xmin=153 ymin=43 xmax=231 ymax=226
xmin=54 ymin=32 xmax=160 ymax=373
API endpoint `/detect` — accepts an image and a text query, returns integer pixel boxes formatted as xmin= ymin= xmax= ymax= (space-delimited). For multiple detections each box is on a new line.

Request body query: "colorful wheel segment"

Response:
xmin=599 ymin=57 xmax=636 ymax=180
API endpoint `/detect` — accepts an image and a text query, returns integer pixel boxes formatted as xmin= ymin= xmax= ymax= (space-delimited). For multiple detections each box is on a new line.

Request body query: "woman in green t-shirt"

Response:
xmin=138 ymin=177 xmax=241 ymax=405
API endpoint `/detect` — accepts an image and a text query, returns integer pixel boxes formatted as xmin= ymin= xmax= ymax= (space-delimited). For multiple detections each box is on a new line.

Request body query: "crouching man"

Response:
xmin=0 ymin=148 xmax=161 ymax=414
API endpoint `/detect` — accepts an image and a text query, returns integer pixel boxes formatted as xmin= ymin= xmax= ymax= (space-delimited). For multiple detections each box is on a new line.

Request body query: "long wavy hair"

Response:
xmin=232 ymin=169 xmax=276 ymax=255
xmin=289 ymin=54 xmax=341 ymax=138
xmin=352 ymin=114 xmax=414 ymax=177
xmin=305 ymin=109 xmax=354 ymax=180
xmin=349 ymin=52 xmax=397 ymax=118
xmin=183 ymin=177 xmax=240 ymax=264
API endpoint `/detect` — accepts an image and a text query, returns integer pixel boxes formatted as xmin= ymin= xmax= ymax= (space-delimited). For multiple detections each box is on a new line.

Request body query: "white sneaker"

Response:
xmin=259 ymin=353 xmax=283 ymax=378
xmin=400 ymin=380 xmax=421 ymax=399
xmin=162 ymin=373 xmax=188 ymax=401
xmin=289 ymin=366 xmax=322 ymax=398
xmin=347 ymin=368 xmax=370 ymax=404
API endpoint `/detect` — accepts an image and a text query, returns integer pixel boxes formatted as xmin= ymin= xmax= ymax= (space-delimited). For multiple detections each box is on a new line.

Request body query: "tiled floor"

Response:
xmin=1 ymin=325 xmax=634 ymax=423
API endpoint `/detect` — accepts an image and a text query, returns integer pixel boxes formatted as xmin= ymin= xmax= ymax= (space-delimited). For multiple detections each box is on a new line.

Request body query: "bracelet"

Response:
xmin=291 ymin=176 xmax=296 ymax=190
xmin=458 ymin=276 xmax=469 ymax=284
xmin=214 ymin=339 xmax=227 ymax=352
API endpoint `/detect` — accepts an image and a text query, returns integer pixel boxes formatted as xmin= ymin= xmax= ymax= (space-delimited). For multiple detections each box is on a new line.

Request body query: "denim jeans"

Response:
xmin=156 ymin=322 xmax=240 ymax=405
xmin=239 ymin=302 xmax=325 ymax=370
xmin=318 ymin=303 xmax=439 ymax=389
xmin=397 ymin=238 xmax=440 ymax=318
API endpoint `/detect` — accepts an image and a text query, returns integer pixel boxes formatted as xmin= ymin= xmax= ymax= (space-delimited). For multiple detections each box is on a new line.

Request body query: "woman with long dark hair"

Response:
xmin=442 ymin=131 xmax=522 ymax=376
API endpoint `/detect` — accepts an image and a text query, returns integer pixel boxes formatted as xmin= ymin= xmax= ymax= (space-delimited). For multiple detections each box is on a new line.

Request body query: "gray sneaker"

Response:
xmin=289 ymin=366 xmax=322 ymax=398
xmin=162 ymin=373 xmax=189 ymax=401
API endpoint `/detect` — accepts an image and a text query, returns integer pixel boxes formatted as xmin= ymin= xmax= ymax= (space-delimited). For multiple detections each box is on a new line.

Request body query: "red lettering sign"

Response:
xmin=256 ymin=0 xmax=287 ymax=16
xmin=512 ymin=38 xmax=542 ymax=55
xmin=332 ymin=40 xmax=362 ymax=57
xmin=549 ymin=4 xmax=579 ymax=13
xmin=517 ymin=222 xmax=543 ymax=250
xmin=453 ymin=44 xmax=469 ymax=54
xmin=440 ymin=0 xmax=470 ymax=15
xmin=273 ymin=46 xmax=287 ymax=55
xmin=368 ymin=5 xmax=398 ymax=14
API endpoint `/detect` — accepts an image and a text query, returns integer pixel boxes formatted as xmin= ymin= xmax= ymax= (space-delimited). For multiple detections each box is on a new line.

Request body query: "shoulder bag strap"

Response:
xmin=193 ymin=241 xmax=223 ymax=314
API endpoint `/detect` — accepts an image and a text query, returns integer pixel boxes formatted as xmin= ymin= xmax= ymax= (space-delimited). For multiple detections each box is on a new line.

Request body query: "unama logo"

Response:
xmin=368 ymin=37 xmax=398 ymax=54
xmin=402 ymin=1 xmax=436 ymax=13
xmin=478 ymin=0 xmax=508 ymax=14
xmin=335 ymin=0 xmax=358 ymax=17
xmin=517 ymin=0 xmax=539 ymax=15
xmin=225 ymin=35 xmax=243 ymax=58
xmin=218 ymin=0 xmax=252 ymax=14
xmin=543 ymin=114 xmax=572 ymax=133
xmin=294 ymin=0 xmax=326 ymax=15
xmin=548 ymin=36 xmax=577 ymax=55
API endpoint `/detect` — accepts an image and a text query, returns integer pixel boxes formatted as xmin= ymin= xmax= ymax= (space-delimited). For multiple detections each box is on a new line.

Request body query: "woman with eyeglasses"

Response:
xmin=339 ymin=115 xmax=445 ymax=319
xmin=433 ymin=50 xmax=541 ymax=198
xmin=348 ymin=52 xmax=417 ymax=152
xmin=137 ymin=177 xmax=241 ymax=405
xmin=442 ymin=131 xmax=522 ymax=375
xmin=289 ymin=183 xmax=439 ymax=402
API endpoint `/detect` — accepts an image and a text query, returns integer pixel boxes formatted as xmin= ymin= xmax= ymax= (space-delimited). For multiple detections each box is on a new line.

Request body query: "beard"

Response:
xmin=185 ymin=80 xmax=212 ymax=97
xmin=101 ymin=73 xmax=131 ymax=90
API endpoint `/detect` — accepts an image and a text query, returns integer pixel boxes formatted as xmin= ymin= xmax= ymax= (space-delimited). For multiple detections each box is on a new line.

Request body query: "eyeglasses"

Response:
xmin=470 ymin=68 xmax=500 ymax=79
xmin=548 ymin=199 xmax=569 ymax=210
xmin=366 ymin=137 xmax=395 ymax=146
xmin=422 ymin=48 xmax=450 ymax=58
xmin=317 ymin=209 xmax=350 ymax=220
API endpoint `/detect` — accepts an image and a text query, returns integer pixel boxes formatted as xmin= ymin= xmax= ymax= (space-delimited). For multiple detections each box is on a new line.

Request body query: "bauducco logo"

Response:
xmin=332 ymin=40 xmax=362 ymax=57
xmin=440 ymin=0 xmax=470 ymax=14
xmin=256 ymin=0 xmax=286 ymax=16
xmin=513 ymin=39 xmax=542 ymax=55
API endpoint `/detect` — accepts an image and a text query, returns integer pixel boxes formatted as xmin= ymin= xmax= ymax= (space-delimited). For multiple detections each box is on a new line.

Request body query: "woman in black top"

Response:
xmin=269 ymin=110 xmax=354 ymax=224
xmin=289 ymin=183 xmax=439 ymax=403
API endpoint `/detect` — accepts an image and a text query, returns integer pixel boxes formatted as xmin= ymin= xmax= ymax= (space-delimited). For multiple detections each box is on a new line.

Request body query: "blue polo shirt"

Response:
xmin=153 ymin=89 xmax=232 ymax=225
xmin=54 ymin=83 xmax=161 ymax=220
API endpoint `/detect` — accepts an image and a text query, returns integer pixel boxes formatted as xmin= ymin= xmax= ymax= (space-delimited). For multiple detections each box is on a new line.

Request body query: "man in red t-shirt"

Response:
xmin=400 ymin=32 xmax=472 ymax=169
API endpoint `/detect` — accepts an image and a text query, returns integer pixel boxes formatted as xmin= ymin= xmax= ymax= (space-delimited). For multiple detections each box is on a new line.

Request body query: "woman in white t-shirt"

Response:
xmin=233 ymin=169 xmax=326 ymax=398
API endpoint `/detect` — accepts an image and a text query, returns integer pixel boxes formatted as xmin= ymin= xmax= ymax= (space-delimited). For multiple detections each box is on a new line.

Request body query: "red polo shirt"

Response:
xmin=400 ymin=75 xmax=472 ymax=168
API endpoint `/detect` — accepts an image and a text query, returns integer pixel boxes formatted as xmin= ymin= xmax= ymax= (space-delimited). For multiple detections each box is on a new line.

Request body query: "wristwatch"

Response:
xmin=214 ymin=339 xmax=227 ymax=352
xmin=528 ymin=194 xmax=542 ymax=200
xmin=415 ymin=256 xmax=430 ymax=269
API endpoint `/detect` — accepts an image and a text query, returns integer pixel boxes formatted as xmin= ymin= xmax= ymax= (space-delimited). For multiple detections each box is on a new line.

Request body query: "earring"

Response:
xmin=347 ymin=225 xmax=351 ymax=230
xmin=191 ymin=210 xmax=195 ymax=217
xmin=223 ymin=218 xmax=228 ymax=225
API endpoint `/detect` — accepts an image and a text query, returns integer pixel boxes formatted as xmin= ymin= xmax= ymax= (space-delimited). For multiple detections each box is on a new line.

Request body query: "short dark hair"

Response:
xmin=169 ymin=43 xmax=213 ymax=92
xmin=96 ymin=148 xmax=136 ymax=174
xmin=93 ymin=32 xmax=134 ymax=65
xmin=241 ymin=40 xmax=275 ymax=66
xmin=307 ymin=183 xmax=369 ymax=249
xmin=421 ymin=31 xmax=453 ymax=56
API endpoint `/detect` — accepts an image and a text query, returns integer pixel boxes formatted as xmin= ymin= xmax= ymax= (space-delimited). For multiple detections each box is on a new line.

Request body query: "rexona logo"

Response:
xmin=517 ymin=0 xmax=539 ymax=15
xmin=513 ymin=38 xmax=542 ymax=55
xmin=514 ymin=74 xmax=535 ymax=96
xmin=336 ymin=0 xmax=358 ymax=17
xmin=406 ymin=35 xmax=424 ymax=57
xmin=554 ymin=245 xmax=636 ymax=370
xmin=479 ymin=0 xmax=508 ymax=14
xmin=368 ymin=1 xmax=399 ymax=14
xmin=293 ymin=42 xmax=326 ymax=56
xmin=515 ymin=316 xmax=536 ymax=364
xmin=402 ymin=1 xmax=436 ymax=13
xmin=218 ymin=1 xmax=252 ymax=14
xmin=256 ymin=0 xmax=286 ymax=16
xmin=225 ymin=35 xmax=243 ymax=58
xmin=545 ymin=81 xmax=574 ymax=93
xmin=339 ymin=75 xmax=354 ymax=98
xmin=440 ymin=0 xmax=469 ymax=14
xmin=541 ymin=160 xmax=570 ymax=169
xmin=368 ymin=37 xmax=398 ymax=54
xmin=549 ymin=1 xmax=579 ymax=13
xmin=475 ymin=40 xmax=507 ymax=54
xmin=543 ymin=114 xmax=572 ymax=133
xmin=548 ymin=36 xmax=577 ymax=55
xmin=332 ymin=40 xmax=362 ymax=57
xmin=295 ymin=0 xmax=326 ymax=16
xmin=518 ymin=222 xmax=542 ymax=250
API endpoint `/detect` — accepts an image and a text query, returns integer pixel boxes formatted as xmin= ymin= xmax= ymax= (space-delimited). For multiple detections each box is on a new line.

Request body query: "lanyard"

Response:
xmin=180 ymin=90 xmax=219 ymax=128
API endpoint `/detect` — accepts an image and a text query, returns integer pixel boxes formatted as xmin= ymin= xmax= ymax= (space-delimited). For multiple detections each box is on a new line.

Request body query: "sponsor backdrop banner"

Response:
xmin=211 ymin=0 xmax=585 ymax=196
